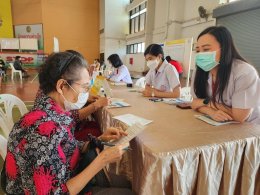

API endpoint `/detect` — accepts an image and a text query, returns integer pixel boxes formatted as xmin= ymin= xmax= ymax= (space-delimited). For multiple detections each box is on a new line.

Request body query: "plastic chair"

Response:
xmin=9 ymin=62 xmax=22 ymax=81
xmin=0 ymin=134 xmax=7 ymax=159
xmin=135 ymin=77 xmax=146 ymax=88
xmin=0 ymin=94 xmax=28 ymax=138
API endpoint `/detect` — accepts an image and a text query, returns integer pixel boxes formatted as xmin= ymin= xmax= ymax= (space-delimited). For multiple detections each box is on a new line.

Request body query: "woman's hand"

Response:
xmin=142 ymin=88 xmax=152 ymax=97
xmin=98 ymin=143 xmax=128 ymax=164
xmin=99 ymin=127 xmax=127 ymax=142
xmin=93 ymin=97 xmax=110 ymax=108
xmin=209 ymin=110 xmax=233 ymax=122
xmin=88 ymin=94 xmax=99 ymax=103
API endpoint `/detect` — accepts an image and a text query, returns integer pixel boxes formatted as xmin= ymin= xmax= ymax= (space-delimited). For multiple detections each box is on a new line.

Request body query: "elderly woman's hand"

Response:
xmin=99 ymin=127 xmax=127 ymax=142
xmin=94 ymin=97 xmax=110 ymax=108
xmin=98 ymin=143 xmax=128 ymax=164
xmin=88 ymin=94 xmax=99 ymax=103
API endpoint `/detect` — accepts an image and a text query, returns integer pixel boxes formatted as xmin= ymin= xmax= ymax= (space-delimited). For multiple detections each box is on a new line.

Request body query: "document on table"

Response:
xmin=112 ymin=123 xmax=145 ymax=145
xmin=113 ymin=114 xmax=153 ymax=126
xmin=107 ymin=100 xmax=130 ymax=108
xmin=195 ymin=115 xmax=239 ymax=126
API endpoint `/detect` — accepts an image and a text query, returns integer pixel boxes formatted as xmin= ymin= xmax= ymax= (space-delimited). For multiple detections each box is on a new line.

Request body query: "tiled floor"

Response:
xmin=0 ymin=69 xmax=39 ymax=101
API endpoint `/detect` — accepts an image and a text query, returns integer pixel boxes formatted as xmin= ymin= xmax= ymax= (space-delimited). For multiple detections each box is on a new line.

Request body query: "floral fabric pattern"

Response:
xmin=6 ymin=92 xmax=84 ymax=194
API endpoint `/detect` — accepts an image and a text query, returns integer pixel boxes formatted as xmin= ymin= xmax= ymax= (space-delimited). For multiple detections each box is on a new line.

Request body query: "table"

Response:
xmin=97 ymin=86 xmax=260 ymax=195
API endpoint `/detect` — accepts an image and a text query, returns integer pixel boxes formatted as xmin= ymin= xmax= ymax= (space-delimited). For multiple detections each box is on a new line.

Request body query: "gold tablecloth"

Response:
xmin=96 ymin=86 xmax=260 ymax=195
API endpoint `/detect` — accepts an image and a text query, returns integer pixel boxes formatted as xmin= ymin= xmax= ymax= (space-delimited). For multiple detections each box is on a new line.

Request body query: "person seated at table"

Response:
xmin=191 ymin=26 xmax=260 ymax=123
xmin=14 ymin=56 xmax=29 ymax=77
xmin=4 ymin=51 xmax=133 ymax=195
xmin=0 ymin=57 xmax=8 ymax=74
xmin=142 ymin=44 xmax=181 ymax=98
xmin=94 ymin=59 xmax=101 ymax=71
xmin=107 ymin=54 xmax=133 ymax=84
xmin=165 ymin=55 xmax=183 ymax=78
xmin=35 ymin=50 xmax=110 ymax=141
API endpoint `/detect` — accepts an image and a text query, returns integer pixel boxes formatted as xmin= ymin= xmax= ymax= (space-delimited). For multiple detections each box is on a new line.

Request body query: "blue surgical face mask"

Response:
xmin=195 ymin=51 xmax=219 ymax=72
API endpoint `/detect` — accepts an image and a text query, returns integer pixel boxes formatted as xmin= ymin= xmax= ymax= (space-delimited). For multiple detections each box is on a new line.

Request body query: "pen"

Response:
xmin=101 ymin=142 xmax=132 ymax=151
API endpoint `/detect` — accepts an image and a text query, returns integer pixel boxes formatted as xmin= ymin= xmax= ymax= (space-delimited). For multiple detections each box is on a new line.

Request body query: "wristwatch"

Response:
xmin=151 ymin=86 xmax=155 ymax=97
xmin=203 ymin=97 xmax=210 ymax=105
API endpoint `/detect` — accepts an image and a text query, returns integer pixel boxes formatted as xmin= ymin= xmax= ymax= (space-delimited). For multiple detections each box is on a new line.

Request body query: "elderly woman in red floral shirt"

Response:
xmin=4 ymin=52 xmax=133 ymax=195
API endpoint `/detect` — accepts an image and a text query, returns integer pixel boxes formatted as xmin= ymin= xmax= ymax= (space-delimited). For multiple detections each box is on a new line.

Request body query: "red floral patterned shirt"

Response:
xmin=6 ymin=92 xmax=84 ymax=194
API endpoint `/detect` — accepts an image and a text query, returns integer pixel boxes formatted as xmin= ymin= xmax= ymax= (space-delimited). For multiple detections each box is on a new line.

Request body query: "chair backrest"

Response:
xmin=0 ymin=134 xmax=7 ymax=159
xmin=9 ymin=62 xmax=16 ymax=71
xmin=0 ymin=94 xmax=28 ymax=137
xmin=135 ymin=77 xmax=146 ymax=88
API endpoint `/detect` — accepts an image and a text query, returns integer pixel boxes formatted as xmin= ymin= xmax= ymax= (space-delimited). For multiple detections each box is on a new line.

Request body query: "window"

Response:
xmin=126 ymin=42 xmax=145 ymax=54
xmin=129 ymin=2 xmax=147 ymax=34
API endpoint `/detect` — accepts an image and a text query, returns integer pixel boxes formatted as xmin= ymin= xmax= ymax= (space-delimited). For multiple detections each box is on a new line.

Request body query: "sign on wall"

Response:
xmin=0 ymin=52 xmax=47 ymax=67
xmin=14 ymin=24 xmax=44 ymax=51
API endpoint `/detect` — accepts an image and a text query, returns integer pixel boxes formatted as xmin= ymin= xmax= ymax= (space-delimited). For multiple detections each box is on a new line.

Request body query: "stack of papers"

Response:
xmin=113 ymin=114 xmax=153 ymax=126
xmin=163 ymin=97 xmax=192 ymax=105
xmin=112 ymin=123 xmax=145 ymax=145
xmin=195 ymin=115 xmax=239 ymax=126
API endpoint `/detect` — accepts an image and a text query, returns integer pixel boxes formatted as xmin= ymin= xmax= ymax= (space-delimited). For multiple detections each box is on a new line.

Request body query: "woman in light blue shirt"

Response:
xmin=107 ymin=54 xmax=133 ymax=84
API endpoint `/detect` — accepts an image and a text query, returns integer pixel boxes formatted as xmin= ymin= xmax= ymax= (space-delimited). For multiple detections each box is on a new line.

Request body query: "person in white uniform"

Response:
xmin=107 ymin=54 xmax=133 ymax=84
xmin=142 ymin=44 xmax=180 ymax=98
xmin=191 ymin=26 xmax=260 ymax=123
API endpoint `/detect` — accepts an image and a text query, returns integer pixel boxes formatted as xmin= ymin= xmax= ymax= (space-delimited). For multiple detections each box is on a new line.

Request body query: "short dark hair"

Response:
xmin=144 ymin=44 xmax=164 ymax=60
xmin=107 ymin=54 xmax=123 ymax=68
xmin=165 ymin=56 xmax=172 ymax=62
xmin=39 ymin=51 xmax=87 ymax=94
xmin=194 ymin=26 xmax=247 ymax=105
xmin=15 ymin=56 xmax=21 ymax=60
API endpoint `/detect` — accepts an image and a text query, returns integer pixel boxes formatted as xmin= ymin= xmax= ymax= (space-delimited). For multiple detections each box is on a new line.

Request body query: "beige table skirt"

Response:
xmin=95 ymin=86 xmax=260 ymax=195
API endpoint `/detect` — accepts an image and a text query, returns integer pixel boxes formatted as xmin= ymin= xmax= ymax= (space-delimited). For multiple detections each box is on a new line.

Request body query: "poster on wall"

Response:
xmin=14 ymin=24 xmax=44 ymax=52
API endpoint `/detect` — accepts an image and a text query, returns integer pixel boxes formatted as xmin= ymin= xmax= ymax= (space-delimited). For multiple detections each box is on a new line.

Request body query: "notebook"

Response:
xmin=195 ymin=114 xmax=239 ymax=126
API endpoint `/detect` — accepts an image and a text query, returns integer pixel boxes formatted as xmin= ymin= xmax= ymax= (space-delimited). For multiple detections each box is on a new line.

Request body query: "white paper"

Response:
xmin=112 ymin=123 xmax=145 ymax=145
xmin=113 ymin=114 xmax=153 ymax=126
xmin=108 ymin=100 xmax=130 ymax=108
xmin=195 ymin=115 xmax=239 ymax=126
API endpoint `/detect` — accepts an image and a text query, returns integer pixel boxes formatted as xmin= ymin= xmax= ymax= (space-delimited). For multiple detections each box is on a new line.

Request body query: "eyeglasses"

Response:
xmin=72 ymin=81 xmax=92 ymax=93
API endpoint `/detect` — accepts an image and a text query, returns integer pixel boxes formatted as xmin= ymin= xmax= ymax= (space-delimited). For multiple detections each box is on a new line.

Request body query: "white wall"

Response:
xmin=100 ymin=0 xmax=129 ymax=65
xmin=181 ymin=0 xmax=220 ymax=39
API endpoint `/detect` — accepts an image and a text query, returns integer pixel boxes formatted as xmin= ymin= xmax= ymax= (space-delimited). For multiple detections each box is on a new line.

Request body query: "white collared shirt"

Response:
xmin=191 ymin=59 xmax=260 ymax=124
xmin=145 ymin=60 xmax=180 ymax=92
xmin=109 ymin=65 xmax=133 ymax=84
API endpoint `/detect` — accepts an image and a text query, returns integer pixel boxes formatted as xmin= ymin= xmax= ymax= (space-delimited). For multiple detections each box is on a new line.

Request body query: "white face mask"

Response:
xmin=61 ymin=81 xmax=89 ymax=111
xmin=62 ymin=92 xmax=89 ymax=111
xmin=147 ymin=59 xmax=159 ymax=70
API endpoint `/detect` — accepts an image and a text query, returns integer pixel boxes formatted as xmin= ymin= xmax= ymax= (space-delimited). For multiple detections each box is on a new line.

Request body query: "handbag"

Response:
xmin=77 ymin=134 xmax=111 ymax=194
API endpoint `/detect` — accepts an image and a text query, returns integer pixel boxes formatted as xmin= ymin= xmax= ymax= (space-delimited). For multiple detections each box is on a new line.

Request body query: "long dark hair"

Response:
xmin=107 ymin=54 xmax=123 ymax=68
xmin=194 ymin=26 xmax=247 ymax=105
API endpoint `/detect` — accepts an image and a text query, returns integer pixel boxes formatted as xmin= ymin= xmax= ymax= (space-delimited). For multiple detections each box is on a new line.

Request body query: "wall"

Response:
xmin=11 ymin=0 xmax=100 ymax=63
xmin=0 ymin=0 xmax=14 ymax=38
xmin=181 ymin=0 xmax=219 ymax=39
xmin=11 ymin=0 xmax=42 ymax=25
xmin=41 ymin=0 xmax=100 ymax=63
xmin=100 ymin=0 xmax=129 ymax=67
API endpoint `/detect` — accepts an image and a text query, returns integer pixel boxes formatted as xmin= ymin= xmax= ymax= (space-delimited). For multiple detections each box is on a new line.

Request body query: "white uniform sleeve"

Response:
xmin=166 ymin=65 xmax=180 ymax=90
xmin=232 ymin=66 xmax=260 ymax=109
xmin=145 ymin=70 xmax=152 ymax=86
xmin=110 ymin=66 xmax=127 ymax=82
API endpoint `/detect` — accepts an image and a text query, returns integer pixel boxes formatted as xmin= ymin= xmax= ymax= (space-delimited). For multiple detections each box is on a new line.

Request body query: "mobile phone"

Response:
xmin=176 ymin=103 xmax=192 ymax=109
